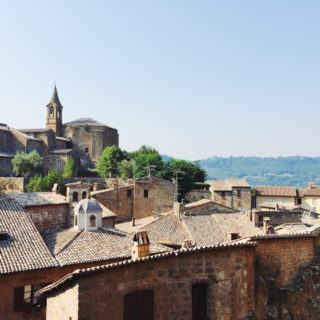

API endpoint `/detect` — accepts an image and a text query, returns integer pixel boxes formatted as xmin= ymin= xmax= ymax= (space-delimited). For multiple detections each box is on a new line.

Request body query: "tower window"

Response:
xmin=82 ymin=191 xmax=87 ymax=199
xmin=89 ymin=215 xmax=96 ymax=227
xmin=72 ymin=192 xmax=78 ymax=202
xmin=49 ymin=107 xmax=54 ymax=118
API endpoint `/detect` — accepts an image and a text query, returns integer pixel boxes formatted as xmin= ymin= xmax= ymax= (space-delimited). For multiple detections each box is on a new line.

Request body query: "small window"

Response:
xmin=72 ymin=192 xmax=78 ymax=202
xmin=57 ymin=160 xmax=62 ymax=167
xmin=297 ymin=198 xmax=302 ymax=205
xmin=237 ymin=201 xmax=241 ymax=208
xmin=85 ymin=147 xmax=89 ymax=153
xmin=49 ymin=107 xmax=54 ymax=118
xmin=283 ymin=199 xmax=287 ymax=204
xmin=0 ymin=232 xmax=8 ymax=241
xmin=221 ymin=200 xmax=226 ymax=206
xmin=127 ymin=189 xmax=132 ymax=198
xmin=192 ymin=283 xmax=208 ymax=320
xmin=144 ymin=190 xmax=148 ymax=198
xmin=237 ymin=190 xmax=241 ymax=198
xmin=82 ymin=191 xmax=87 ymax=199
xmin=89 ymin=215 xmax=96 ymax=227
xmin=75 ymin=215 xmax=78 ymax=226
xmin=230 ymin=233 xmax=239 ymax=240
xmin=221 ymin=191 xmax=226 ymax=199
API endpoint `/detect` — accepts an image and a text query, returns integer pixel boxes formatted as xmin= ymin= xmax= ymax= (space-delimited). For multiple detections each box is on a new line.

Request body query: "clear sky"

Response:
xmin=1 ymin=1 xmax=319 ymax=160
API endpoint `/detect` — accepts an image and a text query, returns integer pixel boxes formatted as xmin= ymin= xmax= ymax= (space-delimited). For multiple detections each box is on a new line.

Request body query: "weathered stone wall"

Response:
xmin=26 ymin=204 xmax=69 ymax=234
xmin=185 ymin=190 xmax=211 ymax=202
xmin=257 ymin=211 xmax=302 ymax=227
xmin=91 ymin=186 xmax=134 ymax=221
xmin=47 ymin=246 xmax=255 ymax=320
xmin=213 ymin=190 xmax=233 ymax=208
xmin=0 ymin=156 xmax=14 ymax=176
xmin=134 ymin=177 xmax=175 ymax=219
xmin=232 ymin=187 xmax=251 ymax=212
xmin=0 ymin=177 xmax=24 ymax=192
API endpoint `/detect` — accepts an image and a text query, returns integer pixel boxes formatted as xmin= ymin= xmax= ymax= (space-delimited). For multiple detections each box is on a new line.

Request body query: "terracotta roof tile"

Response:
xmin=255 ymin=186 xmax=297 ymax=197
xmin=7 ymin=192 xmax=69 ymax=207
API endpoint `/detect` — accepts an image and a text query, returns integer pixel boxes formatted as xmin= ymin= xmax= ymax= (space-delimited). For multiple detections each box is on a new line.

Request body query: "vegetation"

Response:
xmin=200 ymin=156 xmax=320 ymax=188
xmin=26 ymin=170 xmax=65 ymax=193
xmin=12 ymin=151 xmax=43 ymax=177
xmin=97 ymin=145 xmax=206 ymax=196
xmin=62 ymin=156 xmax=76 ymax=178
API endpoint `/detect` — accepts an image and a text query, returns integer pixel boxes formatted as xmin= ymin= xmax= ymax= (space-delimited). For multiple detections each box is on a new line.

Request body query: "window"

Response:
xmin=49 ymin=107 xmax=54 ymax=118
xmin=57 ymin=110 xmax=60 ymax=119
xmin=0 ymin=232 xmax=8 ymax=241
xmin=192 ymin=283 xmax=208 ymax=320
xmin=230 ymin=233 xmax=239 ymax=240
xmin=283 ymin=199 xmax=287 ymax=204
xmin=266 ymin=198 xmax=270 ymax=203
xmin=89 ymin=215 xmax=96 ymax=227
xmin=221 ymin=200 xmax=226 ymax=206
xmin=72 ymin=192 xmax=78 ymax=202
xmin=272 ymin=199 xmax=276 ymax=203
xmin=144 ymin=190 xmax=149 ymax=198
xmin=237 ymin=201 xmax=241 ymax=208
xmin=14 ymin=284 xmax=46 ymax=313
xmin=221 ymin=191 xmax=226 ymax=199
xmin=82 ymin=191 xmax=87 ymax=199
xmin=75 ymin=215 xmax=78 ymax=226
xmin=237 ymin=190 xmax=241 ymax=198
xmin=127 ymin=189 xmax=132 ymax=198
xmin=297 ymin=198 xmax=302 ymax=205
xmin=57 ymin=160 xmax=62 ymax=167
xmin=124 ymin=290 xmax=154 ymax=320
xmin=85 ymin=147 xmax=89 ymax=153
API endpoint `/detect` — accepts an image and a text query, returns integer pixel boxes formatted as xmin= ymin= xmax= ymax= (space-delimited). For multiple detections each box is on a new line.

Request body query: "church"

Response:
xmin=0 ymin=86 xmax=119 ymax=176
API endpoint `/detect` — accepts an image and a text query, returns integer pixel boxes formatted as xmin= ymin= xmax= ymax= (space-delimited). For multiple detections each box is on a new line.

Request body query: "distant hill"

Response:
xmin=199 ymin=156 xmax=320 ymax=188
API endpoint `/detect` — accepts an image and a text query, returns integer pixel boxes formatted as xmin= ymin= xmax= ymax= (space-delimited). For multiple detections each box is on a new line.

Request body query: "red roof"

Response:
xmin=255 ymin=186 xmax=297 ymax=197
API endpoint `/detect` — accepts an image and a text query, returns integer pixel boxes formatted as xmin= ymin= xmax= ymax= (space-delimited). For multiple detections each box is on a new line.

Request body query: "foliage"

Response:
xmin=199 ymin=156 xmax=320 ymax=188
xmin=118 ymin=159 xmax=136 ymax=179
xmin=12 ymin=151 xmax=43 ymax=177
xmin=97 ymin=146 xmax=125 ymax=178
xmin=26 ymin=170 xmax=65 ymax=193
xmin=63 ymin=156 xmax=76 ymax=178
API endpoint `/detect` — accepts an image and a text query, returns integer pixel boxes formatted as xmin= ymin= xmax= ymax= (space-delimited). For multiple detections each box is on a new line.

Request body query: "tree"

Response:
xmin=118 ymin=159 xmax=135 ymax=179
xmin=12 ymin=151 xmax=43 ymax=177
xmin=97 ymin=146 xmax=125 ymax=178
xmin=26 ymin=175 xmax=43 ymax=192
xmin=63 ymin=156 xmax=76 ymax=178
xmin=26 ymin=170 xmax=65 ymax=193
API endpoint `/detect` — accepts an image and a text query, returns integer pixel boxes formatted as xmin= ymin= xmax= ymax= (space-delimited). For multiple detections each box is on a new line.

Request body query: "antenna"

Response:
xmin=173 ymin=170 xmax=184 ymax=202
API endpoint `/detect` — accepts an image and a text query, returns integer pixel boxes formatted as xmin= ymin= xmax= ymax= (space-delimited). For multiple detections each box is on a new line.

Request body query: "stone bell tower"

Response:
xmin=46 ymin=85 xmax=63 ymax=136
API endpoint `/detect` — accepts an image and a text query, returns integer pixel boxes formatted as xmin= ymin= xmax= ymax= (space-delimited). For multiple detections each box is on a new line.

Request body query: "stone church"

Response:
xmin=0 ymin=86 xmax=119 ymax=176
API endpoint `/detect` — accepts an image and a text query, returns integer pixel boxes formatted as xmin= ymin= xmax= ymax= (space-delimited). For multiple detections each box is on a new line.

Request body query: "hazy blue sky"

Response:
xmin=1 ymin=1 xmax=319 ymax=160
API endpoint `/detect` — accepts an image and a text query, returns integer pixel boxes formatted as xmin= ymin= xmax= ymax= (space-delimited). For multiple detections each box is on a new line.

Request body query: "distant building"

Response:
xmin=206 ymin=178 xmax=251 ymax=211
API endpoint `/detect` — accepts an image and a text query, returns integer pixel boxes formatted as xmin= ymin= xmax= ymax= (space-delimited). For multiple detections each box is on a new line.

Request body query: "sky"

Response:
xmin=0 ymin=1 xmax=320 ymax=161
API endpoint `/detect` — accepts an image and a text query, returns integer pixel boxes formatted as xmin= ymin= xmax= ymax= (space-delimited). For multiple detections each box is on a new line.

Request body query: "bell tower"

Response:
xmin=46 ymin=85 xmax=63 ymax=136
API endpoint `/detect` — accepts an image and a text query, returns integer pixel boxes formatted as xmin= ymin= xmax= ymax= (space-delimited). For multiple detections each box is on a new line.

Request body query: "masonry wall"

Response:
xmin=257 ymin=211 xmax=302 ymax=227
xmin=185 ymin=190 xmax=211 ymax=202
xmin=134 ymin=177 xmax=174 ymax=219
xmin=256 ymin=196 xmax=296 ymax=209
xmin=212 ymin=190 xmax=233 ymax=208
xmin=0 ymin=177 xmax=24 ymax=192
xmin=91 ymin=186 xmax=133 ymax=221
xmin=254 ymin=236 xmax=316 ymax=318
xmin=50 ymin=246 xmax=255 ymax=320
xmin=0 ymin=157 xmax=14 ymax=176
xmin=26 ymin=204 xmax=69 ymax=234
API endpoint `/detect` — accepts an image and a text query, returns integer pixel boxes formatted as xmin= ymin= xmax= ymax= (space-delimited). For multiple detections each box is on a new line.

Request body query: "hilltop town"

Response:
xmin=1 ymin=88 xmax=320 ymax=319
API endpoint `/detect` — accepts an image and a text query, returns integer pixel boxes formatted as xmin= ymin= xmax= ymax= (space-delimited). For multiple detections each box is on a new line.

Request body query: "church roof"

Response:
xmin=64 ymin=117 xmax=115 ymax=129
xmin=48 ymin=85 xmax=62 ymax=106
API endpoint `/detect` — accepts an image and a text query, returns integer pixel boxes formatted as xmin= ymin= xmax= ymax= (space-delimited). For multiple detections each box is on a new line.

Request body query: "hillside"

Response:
xmin=199 ymin=156 xmax=320 ymax=188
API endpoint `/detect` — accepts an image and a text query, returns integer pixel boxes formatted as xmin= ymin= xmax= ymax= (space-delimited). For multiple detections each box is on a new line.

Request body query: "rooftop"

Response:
xmin=255 ymin=186 xmax=297 ymax=197
xmin=0 ymin=194 xmax=58 ymax=274
xmin=7 ymin=192 xmax=69 ymax=207
xmin=206 ymin=178 xmax=250 ymax=191
xmin=64 ymin=117 xmax=115 ymax=130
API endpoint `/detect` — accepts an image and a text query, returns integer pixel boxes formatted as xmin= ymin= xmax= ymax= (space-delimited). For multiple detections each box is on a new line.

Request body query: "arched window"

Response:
xmin=75 ymin=215 xmax=78 ymax=226
xmin=72 ymin=192 xmax=78 ymax=202
xmin=82 ymin=191 xmax=87 ymax=199
xmin=124 ymin=290 xmax=154 ymax=320
xmin=49 ymin=107 xmax=54 ymax=118
xmin=89 ymin=215 xmax=96 ymax=227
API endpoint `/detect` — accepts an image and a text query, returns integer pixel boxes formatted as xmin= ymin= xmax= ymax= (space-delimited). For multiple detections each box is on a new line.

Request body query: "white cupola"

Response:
xmin=74 ymin=199 xmax=102 ymax=231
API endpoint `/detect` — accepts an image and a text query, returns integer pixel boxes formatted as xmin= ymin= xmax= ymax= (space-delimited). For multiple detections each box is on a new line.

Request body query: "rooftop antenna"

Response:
xmin=173 ymin=170 xmax=184 ymax=202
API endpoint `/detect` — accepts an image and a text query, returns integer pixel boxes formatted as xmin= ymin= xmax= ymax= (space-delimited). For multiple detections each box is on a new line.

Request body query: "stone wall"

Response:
xmin=0 ymin=156 xmax=14 ymax=176
xmin=26 ymin=204 xmax=69 ymax=234
xmin=46 ymin=246 xmax=256 ymax=320
xmin=212 ymin=190 xmax=233 ymax=208
xmin=0 ymin=177 xmax=24 ymax=192
xmin=185 ymin=190 xmax=211 ymax=202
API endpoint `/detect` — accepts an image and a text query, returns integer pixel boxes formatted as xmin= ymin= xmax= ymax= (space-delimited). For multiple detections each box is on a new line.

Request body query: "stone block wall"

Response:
xmin=47 ymin=246 xmax=255 ymax=320
xmin=185 ymin=190 xmax=211 ymax=202
xmin=0 ymin=177 xmax=24 ymax=192
xmin=212 ymin=190 xmax=233 ymax=208
xmin=26 ymin=204 xmax=69 ymax=234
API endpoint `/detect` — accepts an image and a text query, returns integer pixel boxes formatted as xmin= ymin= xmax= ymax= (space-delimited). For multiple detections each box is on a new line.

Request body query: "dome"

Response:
xmin=74 ymin=199 xmax=102 ymax=213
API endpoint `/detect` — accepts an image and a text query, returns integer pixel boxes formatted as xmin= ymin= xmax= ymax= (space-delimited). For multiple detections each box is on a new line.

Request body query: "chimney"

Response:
xmin=52 ymin=183 xmax=59 ymax=194
xmin=252 ymin=209 xmax=260 ymax=227
xmin=132 ymin=231 xmax=150 ymax=261
xmin=263 ymin=217 xmax=271 ymax=234
xmin=308 ymin=182 xmax=314 ymax=189
xmin=174 ymin=199 xmax=185 ymax=220
xmin=93 ymin=182 xmax=99 ymax=192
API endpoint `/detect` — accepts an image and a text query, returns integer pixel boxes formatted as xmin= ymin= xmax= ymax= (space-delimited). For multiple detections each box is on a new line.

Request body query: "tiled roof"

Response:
xmin=143 ymin=209 xmax=262 ymax=247
xmin=100 ymin=203 xmax=117 ymax=218
xmin=185 ymin=199 xmax=238 ymax=212
xmin=0 ymin=194 xmax=58 ymax=274
xmin=49 ymin=149 xmax=73 ymax=154
xmin=74 ymin=199 xmax=102 ymax=213
xmin=0 ymin=151 xmax=14 ymax=158
xmin=7 ymin=192 xmax=69 ymax=207
xmin=38 ymin=241 xmax=257 ymax=296
xmin=20 ymin=128 xmax=51 ymax=133
xmin=274 ymin=223 xmax=310 ymax=235
xmin=206 ymin=180 xmax=231 ymax=191
xmin=303 ymin=186 xmax=320 ymax=196
xmin=64 ymin=117 xmax=115 ymax=130
xmin=225 ymin=179 xmax=250 ymax=188
xmin=297 ymin=189 xmax=306 ymax=197
xmin=43 ymin=226 xmax=171 ymax=267
xmin=255 ymin=186 xmax=297 ymax=197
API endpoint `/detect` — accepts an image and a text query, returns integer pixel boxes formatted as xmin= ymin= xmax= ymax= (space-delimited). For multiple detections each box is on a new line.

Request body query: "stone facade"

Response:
xmin=185 ymin=190 xmax=211 ymax=202
xmin=25 ymin=204 xmax=69 ymax=234
xmin=91 ymin=176 xmax=175 ymax=221
xmin=0 ymin=177 xmax=24 ymax=192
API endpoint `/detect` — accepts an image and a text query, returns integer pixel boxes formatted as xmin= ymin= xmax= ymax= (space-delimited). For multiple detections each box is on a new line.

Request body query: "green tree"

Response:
xmin=97 ymin=146 xmax=125 ymax=178
xmin=26 ymin=170 xmax=65 ymax=193
xmin=12 ymin=151 xmax=43 ymax=177
xmin=26 ymin=175 xmax=43 ymax=192
xmin=118 ymin=159 xmax=135 ymax=179
xmin=63 ymin=156 xmax=76 ymax=178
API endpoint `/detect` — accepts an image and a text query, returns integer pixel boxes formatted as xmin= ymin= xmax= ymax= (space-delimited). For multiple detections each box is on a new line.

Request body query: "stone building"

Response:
xmin=91 ymin=176 xmax=175 ymax=221
xmin=206 ymin=178 xmax=251 ymax=211
xmin=0 ymin=86 xmax=119 ymax=175
xmin=40 ymin=231 xmax=320 ymax=320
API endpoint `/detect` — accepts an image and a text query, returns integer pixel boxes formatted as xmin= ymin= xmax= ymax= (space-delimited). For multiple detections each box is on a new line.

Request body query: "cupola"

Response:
xmin=74 ymin=199 xmax=102 ymax=231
